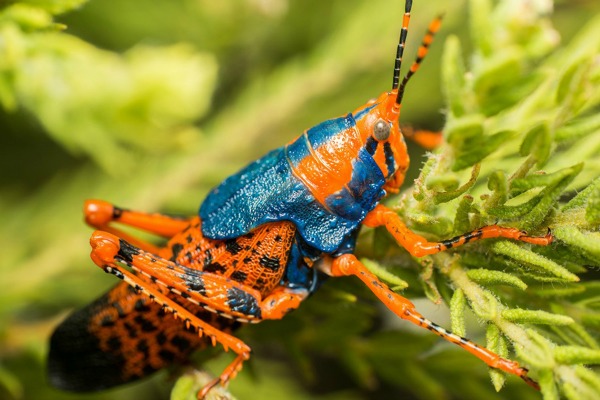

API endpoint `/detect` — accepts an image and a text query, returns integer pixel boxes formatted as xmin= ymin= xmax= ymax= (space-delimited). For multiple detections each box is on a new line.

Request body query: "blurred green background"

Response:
xmin=1 ymin=0 xmax=600 ymax=399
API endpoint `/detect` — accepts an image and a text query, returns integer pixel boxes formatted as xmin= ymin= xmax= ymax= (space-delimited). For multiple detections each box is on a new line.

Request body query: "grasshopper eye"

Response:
xmin=373 ymin=119 xmax=391 ymax=141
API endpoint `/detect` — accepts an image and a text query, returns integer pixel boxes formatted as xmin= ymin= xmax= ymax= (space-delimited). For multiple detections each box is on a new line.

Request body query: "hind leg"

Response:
xmin=320 ymin=254 xmax=539 ymax=389
xmin=84 ymin=199 xmax=193 ymax=253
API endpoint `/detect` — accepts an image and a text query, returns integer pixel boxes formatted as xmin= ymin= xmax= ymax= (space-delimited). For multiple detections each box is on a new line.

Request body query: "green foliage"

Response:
xmin=1 ymin=0 xmax=599 ymax=400
xmin=382 ymin=0 xmax=600 ymax=398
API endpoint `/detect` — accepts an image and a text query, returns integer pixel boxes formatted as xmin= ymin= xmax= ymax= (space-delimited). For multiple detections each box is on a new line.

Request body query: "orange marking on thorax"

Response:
xmin=288 ymin=125 xmax=363 ymax=207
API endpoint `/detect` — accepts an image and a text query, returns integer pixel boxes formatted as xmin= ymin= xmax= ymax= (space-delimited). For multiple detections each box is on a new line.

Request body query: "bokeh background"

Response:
xmin=1 ymin=0 xmax=600 ymax=399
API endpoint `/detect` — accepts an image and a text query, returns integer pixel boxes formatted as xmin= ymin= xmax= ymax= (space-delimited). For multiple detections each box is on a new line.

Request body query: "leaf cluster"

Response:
xmin=360 ymin=0 xmax=600 ymax=398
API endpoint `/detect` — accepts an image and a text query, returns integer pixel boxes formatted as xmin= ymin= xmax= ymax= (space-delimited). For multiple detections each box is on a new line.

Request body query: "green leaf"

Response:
xmin=575 ymin=366 xmax=600 ymax=396
xmin=486 ymin=325 xmax=508 ymax=391
xmin=490 ymin=163 xmax=582 ymax=230
xmin=554 ymin=226 xmax=600 ymax=261
xmin=418 ymin=257 xmax=442 ymax=305
xmin=11 ymin=0 xmax=89 ymax=15
xmin=484 ymin=170 xmax=508 ymax=209
xmin=0 ymin=4 xmax=54 ymax=30
xmin=445 ymin=113 xmax=486 ymax=145
xmin=585 ymin=180 xmax=600 ymax=224
xmin=441 ymin=35 xmax=469 ymax=117
xmin=538 ymin=369 xmax=560 ymax=400
xmin=469 ymin=0 xmax=493 ymax=57
xmin=450 ymin=288 xmax=466 ymax=337
xmin=453 ymin=195 xmax=478 ymax=235
xmin=555 ymin=346 xmax=600 ymax=365
xmin=361 ymin=258 xmax=408 ymax=291
xmin=466 ymin=268 xmax=527 ymax=290
xmin=491 ymin=241 xmax=579 ymax=282
xmin=502 ymin=308 xmax=574 ymax=325
xmin=171 ymin=370 xmax=236 ymax=400
xmin=515 ymin=329 xmax=555 ymax=370
xmin=562 ymin=177 xmax=600 ymax=211
xmin=510 ymin=165 xmax=580 ymax=195
xmin=555 ymin=113 xmax=600 ymax=143
xmin=433 ymin=163 xmax=480 ymax=204
xmin=520 ymin=122 xmax=552 ymax=166
xmin=451 ymin=130 xmax=513 ymax=171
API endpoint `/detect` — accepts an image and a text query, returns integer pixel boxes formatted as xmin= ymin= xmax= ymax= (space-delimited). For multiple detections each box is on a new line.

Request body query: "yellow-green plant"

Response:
xmin=1 ymin=1 xmax=599 ymax=400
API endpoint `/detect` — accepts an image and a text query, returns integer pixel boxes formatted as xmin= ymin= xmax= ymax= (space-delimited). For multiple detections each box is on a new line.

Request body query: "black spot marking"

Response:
xmin=136 ymin=339 xmax=150 ymax=357
xmin=274 ymin=235 xmax=282 ymax=242
xmin=242 ymin=257 xmax=252 ymax=264
xmin=158 ymin=349 xmax=175 ymax=363
xmin=185 ymin=251 xmax=193 ymax=263
xmin=170 ymin=243 xmax=184 ymax=262
xmin=100 ymin=315 xmax=115 ymax=326
xmin=134 ymin=299 xmax=150 ymax=312
xmin=227 ymin=287 xmax=261 ymax=318
xmin=259 ymin=255 xmax=280 ymax=271
xmin=203 ymin=249 xmax=213 ymax=267
xmin=107 ymin=336 xmax=121 ymax=351
xmin=230 ymin=270 xmax=248 ymax=283
xmin=123 ymin=322 xmax=137 ymax=338
xmin=225 ymin=239 xmax=242 ymax=255
xmin=113 ymin=302 xmax=126 ymax=318
xmin=134 ymin=315 xmax=157 ymax=332
xmin=170 ymin=335 xmax=191 ymax=352
xmin=156 ymin=332 xmax=167 ymax=345
xmin=118 ymin=239 xmax=139 ymax=263
xmin=205 ymin=262 xmax=226 ymax=273
xmin=186 ymin=234 xmax=192 ymax=244
xmin=184 ymin=275 xmax=206 ymax=295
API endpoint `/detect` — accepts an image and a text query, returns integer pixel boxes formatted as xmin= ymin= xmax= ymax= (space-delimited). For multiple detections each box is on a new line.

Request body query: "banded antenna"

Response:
xmin=391 ymin=0 xmax=413 ymax=91
xmin=395 ymin=13 xmax=443 ymax=107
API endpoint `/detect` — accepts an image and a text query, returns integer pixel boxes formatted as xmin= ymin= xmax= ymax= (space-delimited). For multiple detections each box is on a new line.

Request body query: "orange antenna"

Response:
xmin=395 ymin=14 xmax=443 ymax=107
xmin=392 ymin=0 xmax=413 ymax=91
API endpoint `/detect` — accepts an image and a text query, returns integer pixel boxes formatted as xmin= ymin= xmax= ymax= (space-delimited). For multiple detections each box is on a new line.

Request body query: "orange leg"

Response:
xmin=401 ymin=126 xmax=443 ymax=150
xmin=89 ymin=231 xmax=308 ymax=323
xmin=325 ymin=254 xmax=539 ymax=389
xmin=90 ymin=231 xmax=308 ymax=397
xmin=90 ymin=232 xmax=250 ymax=398
xmin=84 ymin=199 xmax=193 ymax=253
xmin=364 ymin=204 xmax=552 ymax=258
